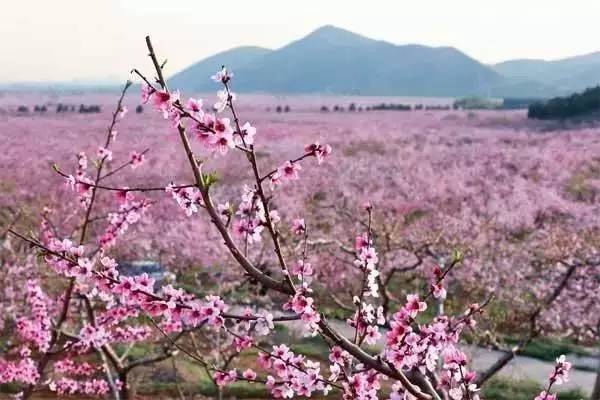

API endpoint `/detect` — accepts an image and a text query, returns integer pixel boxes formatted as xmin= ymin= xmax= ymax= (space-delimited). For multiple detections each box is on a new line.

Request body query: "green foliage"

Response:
xmin=202 ymin=171 xmax=219 ymax=188
xmin=453 ymin=97 xmax=502 ymax=110
xmin=528 ymin=85 xmax=600 ymax=120
xmin=0 ymin=382 xmax=22 ymax=394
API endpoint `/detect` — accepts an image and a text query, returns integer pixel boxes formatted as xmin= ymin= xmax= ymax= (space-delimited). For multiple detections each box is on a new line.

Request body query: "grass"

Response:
xmin=482 ymin=377 xmax=588 ymax=400
xmin=138 ymin=380 xmax=271 ymax=398
xmin=290 ymin=336 xmax=331 ymax=360
xmin=506 ymin=337 xmax=593 ymax=362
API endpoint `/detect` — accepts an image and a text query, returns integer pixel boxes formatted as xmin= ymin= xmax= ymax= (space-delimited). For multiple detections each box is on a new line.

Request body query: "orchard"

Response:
xmin=0 ymin=37 xmax=598 ymax=400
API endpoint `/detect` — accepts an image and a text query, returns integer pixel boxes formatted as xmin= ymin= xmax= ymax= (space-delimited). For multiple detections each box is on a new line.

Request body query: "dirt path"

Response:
xmin=463 ymin=344 xmax=595 ymax=395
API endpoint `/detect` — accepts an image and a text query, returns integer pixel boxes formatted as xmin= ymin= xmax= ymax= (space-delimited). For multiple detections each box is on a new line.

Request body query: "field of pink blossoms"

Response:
xmin=1 ymin=89 xmax=599 ymax=398
xmin=1 ymin=92 xmax=598 ymax=264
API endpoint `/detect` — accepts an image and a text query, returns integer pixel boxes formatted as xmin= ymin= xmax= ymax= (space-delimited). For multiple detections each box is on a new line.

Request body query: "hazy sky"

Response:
xmin=3 ymin=0 xmax=600 ymax=82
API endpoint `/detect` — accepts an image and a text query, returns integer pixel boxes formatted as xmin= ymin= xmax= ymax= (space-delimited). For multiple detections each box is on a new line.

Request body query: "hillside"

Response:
xmin=168 ymin=46 xmax=272 ymax=92
xmin=493 ymin=52 xmax=600 ymax=93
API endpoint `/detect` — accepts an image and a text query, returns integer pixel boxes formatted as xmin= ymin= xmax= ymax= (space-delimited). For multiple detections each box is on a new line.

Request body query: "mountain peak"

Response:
xmin=302 ymin=25 xmax=374 ymax=45
xmin=310 ymin=24 xmax=351 ymax=35
xmin=168 ymin=25 xmax=569 ymax=97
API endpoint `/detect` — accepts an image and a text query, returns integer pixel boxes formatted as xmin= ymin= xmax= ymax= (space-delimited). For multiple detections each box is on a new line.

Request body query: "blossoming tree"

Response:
xmin=0 ymin=36 xmax=582 ymax=400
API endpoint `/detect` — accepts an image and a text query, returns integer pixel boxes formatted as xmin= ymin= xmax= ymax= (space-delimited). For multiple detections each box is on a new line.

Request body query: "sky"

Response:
xmin=2 ymin=0 xmax=600 ymax=83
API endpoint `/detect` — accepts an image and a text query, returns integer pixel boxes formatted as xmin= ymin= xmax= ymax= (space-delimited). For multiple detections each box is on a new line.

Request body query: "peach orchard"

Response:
xmin=1 ymin=37 xmax=598 ymax=400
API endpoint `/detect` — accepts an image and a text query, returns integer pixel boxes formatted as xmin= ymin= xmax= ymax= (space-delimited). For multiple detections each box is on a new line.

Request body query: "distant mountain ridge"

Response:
xmin=168 ymin=25 xmax=596 ymax=98
xmin=217 ymin=26 xmax=506 ymax=97
xmin=170 ymin=25 xmax=515 ymax=97
xmin=492 ymin=51 xmax=600 ymax=93
xmin=3 ymin=26 xmax=599 ymax=97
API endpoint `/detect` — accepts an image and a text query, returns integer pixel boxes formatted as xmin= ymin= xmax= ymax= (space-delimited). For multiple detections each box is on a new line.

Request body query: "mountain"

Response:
xmin=169 ymin=25 xmax=514 ymax=97
xmin=168 ymin=46 xmax=272 ymax=91
xmin=493 ymin=52 xmax=600 ymax=93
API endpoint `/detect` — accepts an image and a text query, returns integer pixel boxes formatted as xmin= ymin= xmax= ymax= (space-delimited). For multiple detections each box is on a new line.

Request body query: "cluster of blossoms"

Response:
xmin=50 ymin=358 xmax=116 ymax=397
xmin=234 ymin=185 xmax=268 ymax=244
xmin=271 ymin=161 xmax=302 ymax=188
xmin=49 ymin=377 xmax=113 ymax=396
xmin=100 ymin=192 xmax=150 ymax=248
xmin=142 ymin=76 xmax=245 ymax=156
xmin=254 ymin=344 xmax=332 ymax=398
xmin=146 ymin=87 xmax=182 ymax=127
xmin=345 ymin=231 xmax=385 ymax=345
xmin=44 ymin=238 xmax=90 ymax=278
xmin=0 ymin=282 xmax=50 ymax=387
xmin=284 ymin=289 xmax=321 ymax=334
xmin=355 ymin=231 xmax=380 ymax=298
xmin=15 ymin=281 xmax=53 ymax=352
xmin=54 ymin=359 xmax=98 ymax=377
xmin=303 ymin=142 xmax=333 ymax=164
xmin=64 ymin=157 xmax=94 ymax=208
xmin=193 ymin=113 xmax=236 ymax=155
xmin=0 ymin=357 xmax=40 ymax=387
xmin=270 ymin=143 xmax=332 ymax=189
xmin=534 ymin=355 xmax=572 ymax=400
xmin=327 ymin=345 xmax=384 ymax=400
xmin=384 ymin=296 xmax=484 ymax=398
xmin=40 ymin=235 xmax=230 ymax=335
xmin=442 ymin=348 xmax=480 ymax=400
xmin=238 ymin=307 xmax=275 ymax=336
xmin=76 ymin=324 xmax=111 ymax=351
xmin=429 ymin=264 xmax=448 ymax=300
xmin=165 ymin=183 xmax=203 ymax=216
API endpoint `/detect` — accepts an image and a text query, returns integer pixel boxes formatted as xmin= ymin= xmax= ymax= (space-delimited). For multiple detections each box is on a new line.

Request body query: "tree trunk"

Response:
xmin=119 ymin=372 xmax=129 ymax=400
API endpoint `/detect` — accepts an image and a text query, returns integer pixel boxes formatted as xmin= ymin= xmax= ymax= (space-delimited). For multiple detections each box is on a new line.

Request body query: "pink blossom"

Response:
xmin=535 ymin=391 xmax=556 ymax=400
xmin=130 ymin=151 xmax=145 ymax=169
xmin=213 ymin=370 xmax=237 ymax=386
xmin=185 ymin=97 xmax=203 ymax=114
xmin=211 ymin=66 xmax=233 ymax=84
xmin=237 ymin=122 xmax=256 ymax=145
xmin=291 ymin=218 xmax=306 ymax=235
xmin=242 ymin=369 xmax=257 ymax=380
xmin=550 ymin=354 xmax=571 ymax=385
xmin=214 ymin=89 xmax=235 ymax=112
xmin=405 ymin=294 xmax=427 ymax=318
xmin=304 ymin=142 xmax=332 ymax=164
xmin=278 ymin=161 xmax=302 ymax=182
xmin=153 ymin=89 xmax=179 ymax=111
xmin=97 ymin=147 xmax=112 ymax=161
xmin=141 ymin=83 xmax=154 ymax=103
xmin=118 ymin=105 xmax=128 ymax=119
xmin=291 ymin=260 xmax=313 ymax=280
